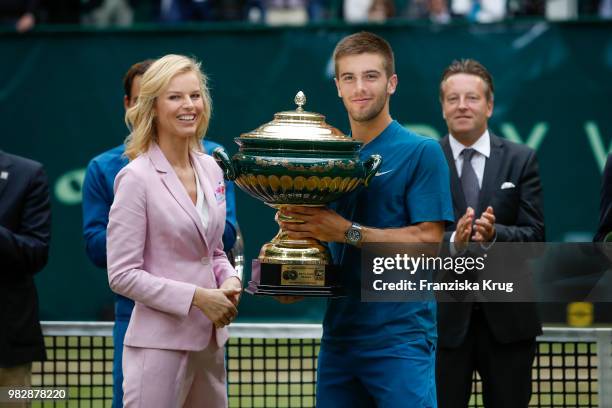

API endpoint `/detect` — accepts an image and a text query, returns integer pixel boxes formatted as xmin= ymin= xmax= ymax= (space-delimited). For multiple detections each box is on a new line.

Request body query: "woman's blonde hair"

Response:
xmin=124 ymin=54 xmax=212 ymax=160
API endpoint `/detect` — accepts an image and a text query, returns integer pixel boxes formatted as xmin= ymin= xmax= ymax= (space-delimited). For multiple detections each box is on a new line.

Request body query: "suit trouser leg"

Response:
xmin=436 ymin=328 xmax=476 ymax=408
xmin=122 ymin=342 xmax=227 ymax=408
xmin=183 ymin=338 xmax=227 ymax=408
xmin=474 ymin=311 xmax=536 ymax=408
xmin=122 ymin=346 xmax=187 ymax=408
xmin=0 ymin=363 xmax=32 ymax=408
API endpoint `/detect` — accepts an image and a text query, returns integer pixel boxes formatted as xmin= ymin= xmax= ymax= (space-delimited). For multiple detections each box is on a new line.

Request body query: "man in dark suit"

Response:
xmin=0 ymin=150 xmax=51 ymax=391
xmin=595 ymin=154 xmax=612 ymax=242
xmin=436 ymin=59 xmax=545 ymax=408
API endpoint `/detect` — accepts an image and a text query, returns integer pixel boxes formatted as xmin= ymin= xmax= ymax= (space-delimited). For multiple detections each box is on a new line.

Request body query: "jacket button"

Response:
xmin=201 ymin=257 xmax=209 ymax=265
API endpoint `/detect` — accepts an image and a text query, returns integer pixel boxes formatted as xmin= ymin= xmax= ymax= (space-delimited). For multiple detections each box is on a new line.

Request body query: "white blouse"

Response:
xmin=194 ymin=169 xmax=209 ymax=231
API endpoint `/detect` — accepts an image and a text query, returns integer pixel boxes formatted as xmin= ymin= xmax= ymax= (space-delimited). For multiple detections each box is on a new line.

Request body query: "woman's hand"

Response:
xmin=220 ymin=277 xmax=242 ymax=306
xmin=192 ymin=287 xmax=241 ymax=328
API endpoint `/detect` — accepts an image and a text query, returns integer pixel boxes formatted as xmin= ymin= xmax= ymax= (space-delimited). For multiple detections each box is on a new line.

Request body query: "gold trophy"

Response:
xmin=213 ymin=92 xmax=381 ymax=297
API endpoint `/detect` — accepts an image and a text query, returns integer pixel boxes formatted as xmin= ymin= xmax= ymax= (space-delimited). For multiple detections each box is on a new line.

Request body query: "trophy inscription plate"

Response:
xmin=281 ymin=265 xmax=325 ymax=286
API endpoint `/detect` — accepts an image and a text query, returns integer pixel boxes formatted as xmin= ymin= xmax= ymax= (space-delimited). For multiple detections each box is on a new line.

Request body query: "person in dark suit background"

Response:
xmin=0 ymin=150 xmax=51 ymax=394
xmin=436 ymin=59 xmax=545 ymax=408
xmin=594 ymin=154 xmax=612 ymax=242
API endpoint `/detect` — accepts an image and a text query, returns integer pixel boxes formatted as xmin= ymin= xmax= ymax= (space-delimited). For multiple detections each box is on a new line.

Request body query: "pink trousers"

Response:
xmin=122 ymin=339 xmax=227 ymax=408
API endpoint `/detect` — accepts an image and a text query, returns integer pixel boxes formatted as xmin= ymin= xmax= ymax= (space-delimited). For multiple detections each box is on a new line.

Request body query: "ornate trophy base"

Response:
xmin=246 ymin=229 xmax=344 ymax=298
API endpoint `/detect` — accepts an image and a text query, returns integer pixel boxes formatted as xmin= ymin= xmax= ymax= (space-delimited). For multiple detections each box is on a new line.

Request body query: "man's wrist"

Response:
xmin=480 ymin=229 xmax=497 ymax=250
xmin=344 ymin=222 xmax=364 ymax=246
xmin=337 ymin=219 xmax=351 ymax=242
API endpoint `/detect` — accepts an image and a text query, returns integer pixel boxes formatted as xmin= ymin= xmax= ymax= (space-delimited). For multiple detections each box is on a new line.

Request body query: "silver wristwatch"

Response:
xmin=344 ymin=222 xmax=363 ymax=246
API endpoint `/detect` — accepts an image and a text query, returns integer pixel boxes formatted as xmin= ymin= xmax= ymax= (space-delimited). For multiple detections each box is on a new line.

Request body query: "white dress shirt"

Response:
xmin=448 ymin=130 xmax=490 ymax=189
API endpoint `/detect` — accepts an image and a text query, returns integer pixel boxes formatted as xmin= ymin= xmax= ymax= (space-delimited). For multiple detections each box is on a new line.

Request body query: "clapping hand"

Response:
xmin=454 ymin=207 xmax=475 ymax=252
xmin=472 ymin=206 xmax=496 ymax=243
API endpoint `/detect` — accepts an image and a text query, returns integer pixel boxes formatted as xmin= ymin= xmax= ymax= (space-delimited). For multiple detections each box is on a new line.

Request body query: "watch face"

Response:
xmin=347 ymin=227 xmax=362 ymax=243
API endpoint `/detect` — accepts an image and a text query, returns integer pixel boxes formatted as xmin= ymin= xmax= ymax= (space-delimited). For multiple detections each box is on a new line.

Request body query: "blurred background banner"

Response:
xmin=1 ymin=22 xmax=610 ymax=321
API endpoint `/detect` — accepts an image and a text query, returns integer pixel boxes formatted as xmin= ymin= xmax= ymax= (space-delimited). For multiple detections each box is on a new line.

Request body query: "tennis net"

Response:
xmin=30 ymin=323 xmax=611 ymax=407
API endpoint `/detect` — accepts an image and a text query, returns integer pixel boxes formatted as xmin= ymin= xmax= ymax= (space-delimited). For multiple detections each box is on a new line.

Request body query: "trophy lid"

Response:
xmin=240 ymin=91 xmax=351 ymax=142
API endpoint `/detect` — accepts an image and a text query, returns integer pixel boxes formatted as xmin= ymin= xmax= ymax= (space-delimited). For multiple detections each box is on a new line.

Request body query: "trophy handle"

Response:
xmin=363 ymin=154 xmax=383 ymax=187
xmin=212 ymin=147 xmax=237 ymax=181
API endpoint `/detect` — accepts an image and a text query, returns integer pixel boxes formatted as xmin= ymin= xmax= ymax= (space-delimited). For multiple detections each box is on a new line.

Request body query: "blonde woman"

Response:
xmin=107 ymin=54 xmax=241 ymax=408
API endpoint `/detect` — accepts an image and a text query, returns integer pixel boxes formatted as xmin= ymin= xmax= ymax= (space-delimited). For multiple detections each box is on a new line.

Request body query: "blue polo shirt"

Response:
xmin=324 ymin=120 xmax=454 ymax=348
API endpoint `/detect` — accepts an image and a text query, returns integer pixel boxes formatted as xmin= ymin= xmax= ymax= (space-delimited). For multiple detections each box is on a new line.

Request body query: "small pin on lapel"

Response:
xmin=0 ymin=171 xmax=8 ymax=180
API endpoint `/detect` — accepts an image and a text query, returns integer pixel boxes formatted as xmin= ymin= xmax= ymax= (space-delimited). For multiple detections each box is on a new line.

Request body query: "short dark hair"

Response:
xmin=333 ymin=31 xmax=395 ymax=78
xmin=123 ymin=59 xmax=154 ymax=99
xmin=439 ymin=59 xmax=494 ymax=102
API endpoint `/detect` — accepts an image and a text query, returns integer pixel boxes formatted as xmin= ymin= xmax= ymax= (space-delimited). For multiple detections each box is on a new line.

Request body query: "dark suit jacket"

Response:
xmin=437 ymin=134 xmax=545 ymax=348
xmin=595 ymin=154 xmax=612 ymax=242
xmin=0 ymin=151 xmax=50 ymax=367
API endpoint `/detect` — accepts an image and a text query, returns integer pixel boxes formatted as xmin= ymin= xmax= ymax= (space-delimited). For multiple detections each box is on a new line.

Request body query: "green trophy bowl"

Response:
xmin=213 ymin=92 xmax=382 ymax=297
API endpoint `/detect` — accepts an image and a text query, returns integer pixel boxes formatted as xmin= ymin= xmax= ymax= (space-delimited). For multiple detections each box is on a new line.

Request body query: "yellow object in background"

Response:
xmin=567 ymin=302 xmax=594 ymax=327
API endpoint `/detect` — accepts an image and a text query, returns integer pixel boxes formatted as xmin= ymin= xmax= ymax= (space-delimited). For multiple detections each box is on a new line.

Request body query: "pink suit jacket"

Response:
xmin=107 ymin=143 xmax=239 ymax=351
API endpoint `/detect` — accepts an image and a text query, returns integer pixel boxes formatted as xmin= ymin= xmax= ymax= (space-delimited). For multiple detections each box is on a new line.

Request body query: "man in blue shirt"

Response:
xmin=280 ymin=32 xmax=454 ymax=407
xmin=82 ymin=60 xmax=239 ymax=408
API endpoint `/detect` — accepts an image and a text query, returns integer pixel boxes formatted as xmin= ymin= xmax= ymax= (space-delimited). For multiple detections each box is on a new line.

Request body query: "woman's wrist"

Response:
xmin=192 ymin=287 xmax=207 ymax=308
xmin=222 ymin=276 xmax=242 ymax=288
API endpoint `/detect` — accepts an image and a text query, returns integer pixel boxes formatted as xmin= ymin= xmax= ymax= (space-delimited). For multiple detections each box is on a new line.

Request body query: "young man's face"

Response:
xmin=335 ymin=53 xmax=397 ymax=124
xmin=441 ymin=73 xmax=493 ymax=141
